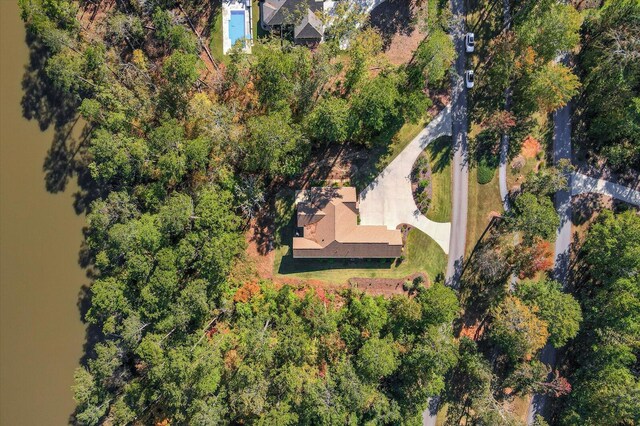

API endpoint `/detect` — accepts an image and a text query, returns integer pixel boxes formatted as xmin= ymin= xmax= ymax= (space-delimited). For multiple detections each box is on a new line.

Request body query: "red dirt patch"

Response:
xmin=349 ymin=273 xmax=428 ymax=298
xmin=245 ymin=216 xmax=275 ymax=279
xmin=384 ymin=29 xmax=426 ymax=66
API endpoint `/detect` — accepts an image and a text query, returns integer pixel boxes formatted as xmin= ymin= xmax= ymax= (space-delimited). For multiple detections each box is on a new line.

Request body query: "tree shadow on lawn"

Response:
xmin=369 ymin=0 xmax=417 ymax=50
xmin=427 ymin=135 xmax=453 ymax=173
xmin=349 ymin=115 xmax=408 ymax=191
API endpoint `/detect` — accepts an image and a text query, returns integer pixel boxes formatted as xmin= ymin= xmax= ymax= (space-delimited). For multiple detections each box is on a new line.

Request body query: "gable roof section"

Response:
xmin=294 ymin=9 xmax=324 ymax=39
xmin=292 ymin=187 xmax=402 ymax=258
xmin=263 ymin=0 xmax=323 ymax=37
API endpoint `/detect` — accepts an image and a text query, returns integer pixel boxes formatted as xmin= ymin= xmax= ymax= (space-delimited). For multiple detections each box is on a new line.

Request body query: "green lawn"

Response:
xmin=272 ymin=191 xmax=447 ymax=285
xmin=466 ymin=167 xmax=503 ymax=254
xmin=425 ymin=136 xmax=452 ymax=223
xmin=209 ymin=9 xmax=224 ymax=63
xmin=252 ymin=0 xmax=268 ymax=40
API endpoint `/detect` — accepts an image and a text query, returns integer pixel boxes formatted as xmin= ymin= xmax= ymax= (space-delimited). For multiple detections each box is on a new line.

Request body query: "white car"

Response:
xmin=465 ymin=70 xmax=474 ymax=88
xmin=465 ymin=32 xmax=475 ymax=53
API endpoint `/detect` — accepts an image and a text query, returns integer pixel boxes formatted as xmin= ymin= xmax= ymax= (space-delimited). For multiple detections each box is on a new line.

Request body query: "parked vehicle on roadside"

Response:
xmin=465 ymin=70 xmax=474 ymax=88
xmin=465 ymin=32 xmax=475 ymax=52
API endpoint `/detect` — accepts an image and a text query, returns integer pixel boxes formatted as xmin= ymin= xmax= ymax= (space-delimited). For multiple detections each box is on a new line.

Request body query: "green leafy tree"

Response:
xmin=350 ymin=73 xmax=400 ymax=141
xmin=305 ymin=96 xmax=350 ymax=145
xmin=489 ymin=296 xmax=549 ymax=361
xmin=356 ymin=337 xmax=399 ymax=381
xmin=582 ymin=209 xmax=640 ymax=284
xmin=415 ymin=28 xmax=455 ymax=88
xmin=243 ymin=111 xmax=309 ymax=177
xmin=509 ymin=192 xmax=560 ymax=244
xmin=516 ymin=0 xmax=582 ymax=63
xmin=526 ymin=62 xmax=580 ymax=113
xmin=515 ymin=278 xmax=582 ymax=347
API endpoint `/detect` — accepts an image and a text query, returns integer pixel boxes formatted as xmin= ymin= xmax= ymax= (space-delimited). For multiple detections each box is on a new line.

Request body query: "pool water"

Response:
xmin=229 ymin=10 xmax=246 ymax=48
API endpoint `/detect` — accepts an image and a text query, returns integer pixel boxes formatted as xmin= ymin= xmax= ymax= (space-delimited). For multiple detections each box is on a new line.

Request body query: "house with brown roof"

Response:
xmin=292 ymin=187 xmax=403 ymax=258
xmin=260 ymin=0 xmax=325 ymax=45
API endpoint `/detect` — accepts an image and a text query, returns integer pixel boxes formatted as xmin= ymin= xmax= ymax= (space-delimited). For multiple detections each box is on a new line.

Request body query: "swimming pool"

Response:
xmin=229 ymin=10 xmax=246 ymax=48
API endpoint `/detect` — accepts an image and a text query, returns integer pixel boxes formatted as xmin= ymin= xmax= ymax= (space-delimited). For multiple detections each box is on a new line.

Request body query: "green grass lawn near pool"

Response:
xmin=272 ymin=192 xmax=447 ymax=284
xmin=425 ymin=135 xmax=452 ymax=223
xmin=466 ymin=166 xmax=503 ymax=254
xmin=209 ymin=10 xmax=224 ymax=63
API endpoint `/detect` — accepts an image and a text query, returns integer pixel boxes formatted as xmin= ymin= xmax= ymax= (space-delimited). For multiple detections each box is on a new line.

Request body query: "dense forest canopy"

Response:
xmin=16 ymin=0 xmax=639 ymax=424
xmin=17 ymin=0 xmax=461 ymax=423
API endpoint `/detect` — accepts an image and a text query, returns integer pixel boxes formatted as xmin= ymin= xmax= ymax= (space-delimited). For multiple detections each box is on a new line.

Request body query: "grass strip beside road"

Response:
xmin=425 ymin=135 xmax=452 ymax=223
xmin=466 ymin=167 xmax=503 ymax=254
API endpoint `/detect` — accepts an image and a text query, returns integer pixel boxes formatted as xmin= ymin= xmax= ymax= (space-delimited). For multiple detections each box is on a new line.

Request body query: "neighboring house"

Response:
xmin=260 ymin=0 xmax=325 ymax=45
xmin=293 ymin=187 xmax=403 ymax=258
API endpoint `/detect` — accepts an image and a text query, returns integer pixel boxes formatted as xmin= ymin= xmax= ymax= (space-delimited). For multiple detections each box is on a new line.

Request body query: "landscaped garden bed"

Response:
xmin=411 ymin=151 xmax=433 ymax=215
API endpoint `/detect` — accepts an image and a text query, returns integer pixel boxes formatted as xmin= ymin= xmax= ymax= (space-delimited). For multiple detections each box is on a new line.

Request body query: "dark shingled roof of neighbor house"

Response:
xmin=262 ymin=0 xmax=324 ymax=39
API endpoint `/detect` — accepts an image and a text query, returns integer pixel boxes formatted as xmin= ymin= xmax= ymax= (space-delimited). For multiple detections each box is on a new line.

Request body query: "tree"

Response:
xmin=515 ymin=279 xmax=582 ymax=348
xmin=489 ymin=296 xmax=549 ymax=361
xmin=522 ymin=163 xmax=571 ymax=198
xmin=251 ymin=42 xmax=311 ymax=112
xmin=350 ymin=73 xmax=400 ymax=141
xmin=234 ymin=175 xmax=265 ymax=221
xmin=415 ymin=28 xmax=455 ymax=88
xmin=526 ymin=62 xmax=580 ymax=113
xmin=581 ymin=209 xmax=640 ymax=284
xmin=509 ymin=192 xmax=560 ymax=244
xmin=558 ymin=209 xmax=640 ymax=425
xmin=305 ymin=96 xmax=350 ymax=145
xmin=416 ymin=282 xmax=460 ymax=326
xmin=356 ymin=337 xmax=399 ymax=381
xmin=162 ymin=51 xmax=202 ymax=90
xmin=516 ymin=1 xmax=582 ymax=63
xmin=88 ymin=129 xmax=148 ymax=185
xmin=579 ymin=0 xmax=640 ymax=169
xmin=243 ymin=111 xmax=309 ymax=177
xmin=157 ymin=193 xmax=194 ymax=239
xmin=344 ymin=27 xmax=383 ymax=91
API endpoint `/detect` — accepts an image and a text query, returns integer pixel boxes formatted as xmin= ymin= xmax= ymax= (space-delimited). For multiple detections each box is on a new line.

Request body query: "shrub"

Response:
xmin=477 ymin=159 xmax=495 ymax=184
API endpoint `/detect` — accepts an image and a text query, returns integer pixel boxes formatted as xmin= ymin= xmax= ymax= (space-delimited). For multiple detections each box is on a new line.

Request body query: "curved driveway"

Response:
xmin=359 ymin=106 xmax=453 ymax=254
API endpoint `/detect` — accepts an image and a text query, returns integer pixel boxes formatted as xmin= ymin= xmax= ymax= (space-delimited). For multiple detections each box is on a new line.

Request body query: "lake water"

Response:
xmin=1 ymin=2 xmax=86 ymax=424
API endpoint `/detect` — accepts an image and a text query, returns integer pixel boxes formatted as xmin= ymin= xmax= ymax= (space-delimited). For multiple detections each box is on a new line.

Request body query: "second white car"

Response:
xmin=465 ymin=70 xmax=474 ymax=88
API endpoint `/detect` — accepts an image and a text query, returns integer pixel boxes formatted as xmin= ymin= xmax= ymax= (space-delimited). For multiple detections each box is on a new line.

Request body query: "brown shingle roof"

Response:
xmin=292 ymin=187 xmax=402 ymax=258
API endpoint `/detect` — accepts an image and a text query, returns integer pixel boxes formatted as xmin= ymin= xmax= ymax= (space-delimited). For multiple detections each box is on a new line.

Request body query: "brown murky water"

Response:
xmin=1 ymin=2 xmax=85 ymax=424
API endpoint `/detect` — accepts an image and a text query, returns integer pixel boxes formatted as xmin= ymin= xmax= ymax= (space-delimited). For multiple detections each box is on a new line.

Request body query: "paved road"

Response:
xmin=498 ymin=0 xmax=512 ymax=212
xmin=499 ymin=135 xmax=510 ymax=211
xmin=526 ymin=93 xmax=573 ymax=426
xmin=423 ymin=0 xmax=469 ymax=423
xmin=445 ymin=0 xmax=469 ymax=287
xmin=359 ymin=107 xmax=453 ymax=254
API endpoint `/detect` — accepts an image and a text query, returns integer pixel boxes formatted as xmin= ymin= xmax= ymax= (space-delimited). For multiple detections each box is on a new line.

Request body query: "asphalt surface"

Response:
xmin=358 ymin=107 xmax=453 ymax=254
xmin=444 ymin=0 xmax=469 ymax=288
xmin=423 ymin=0 xmax=469 ymax=423
xmin=526 ymin=91 xmax=573 ymax=426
